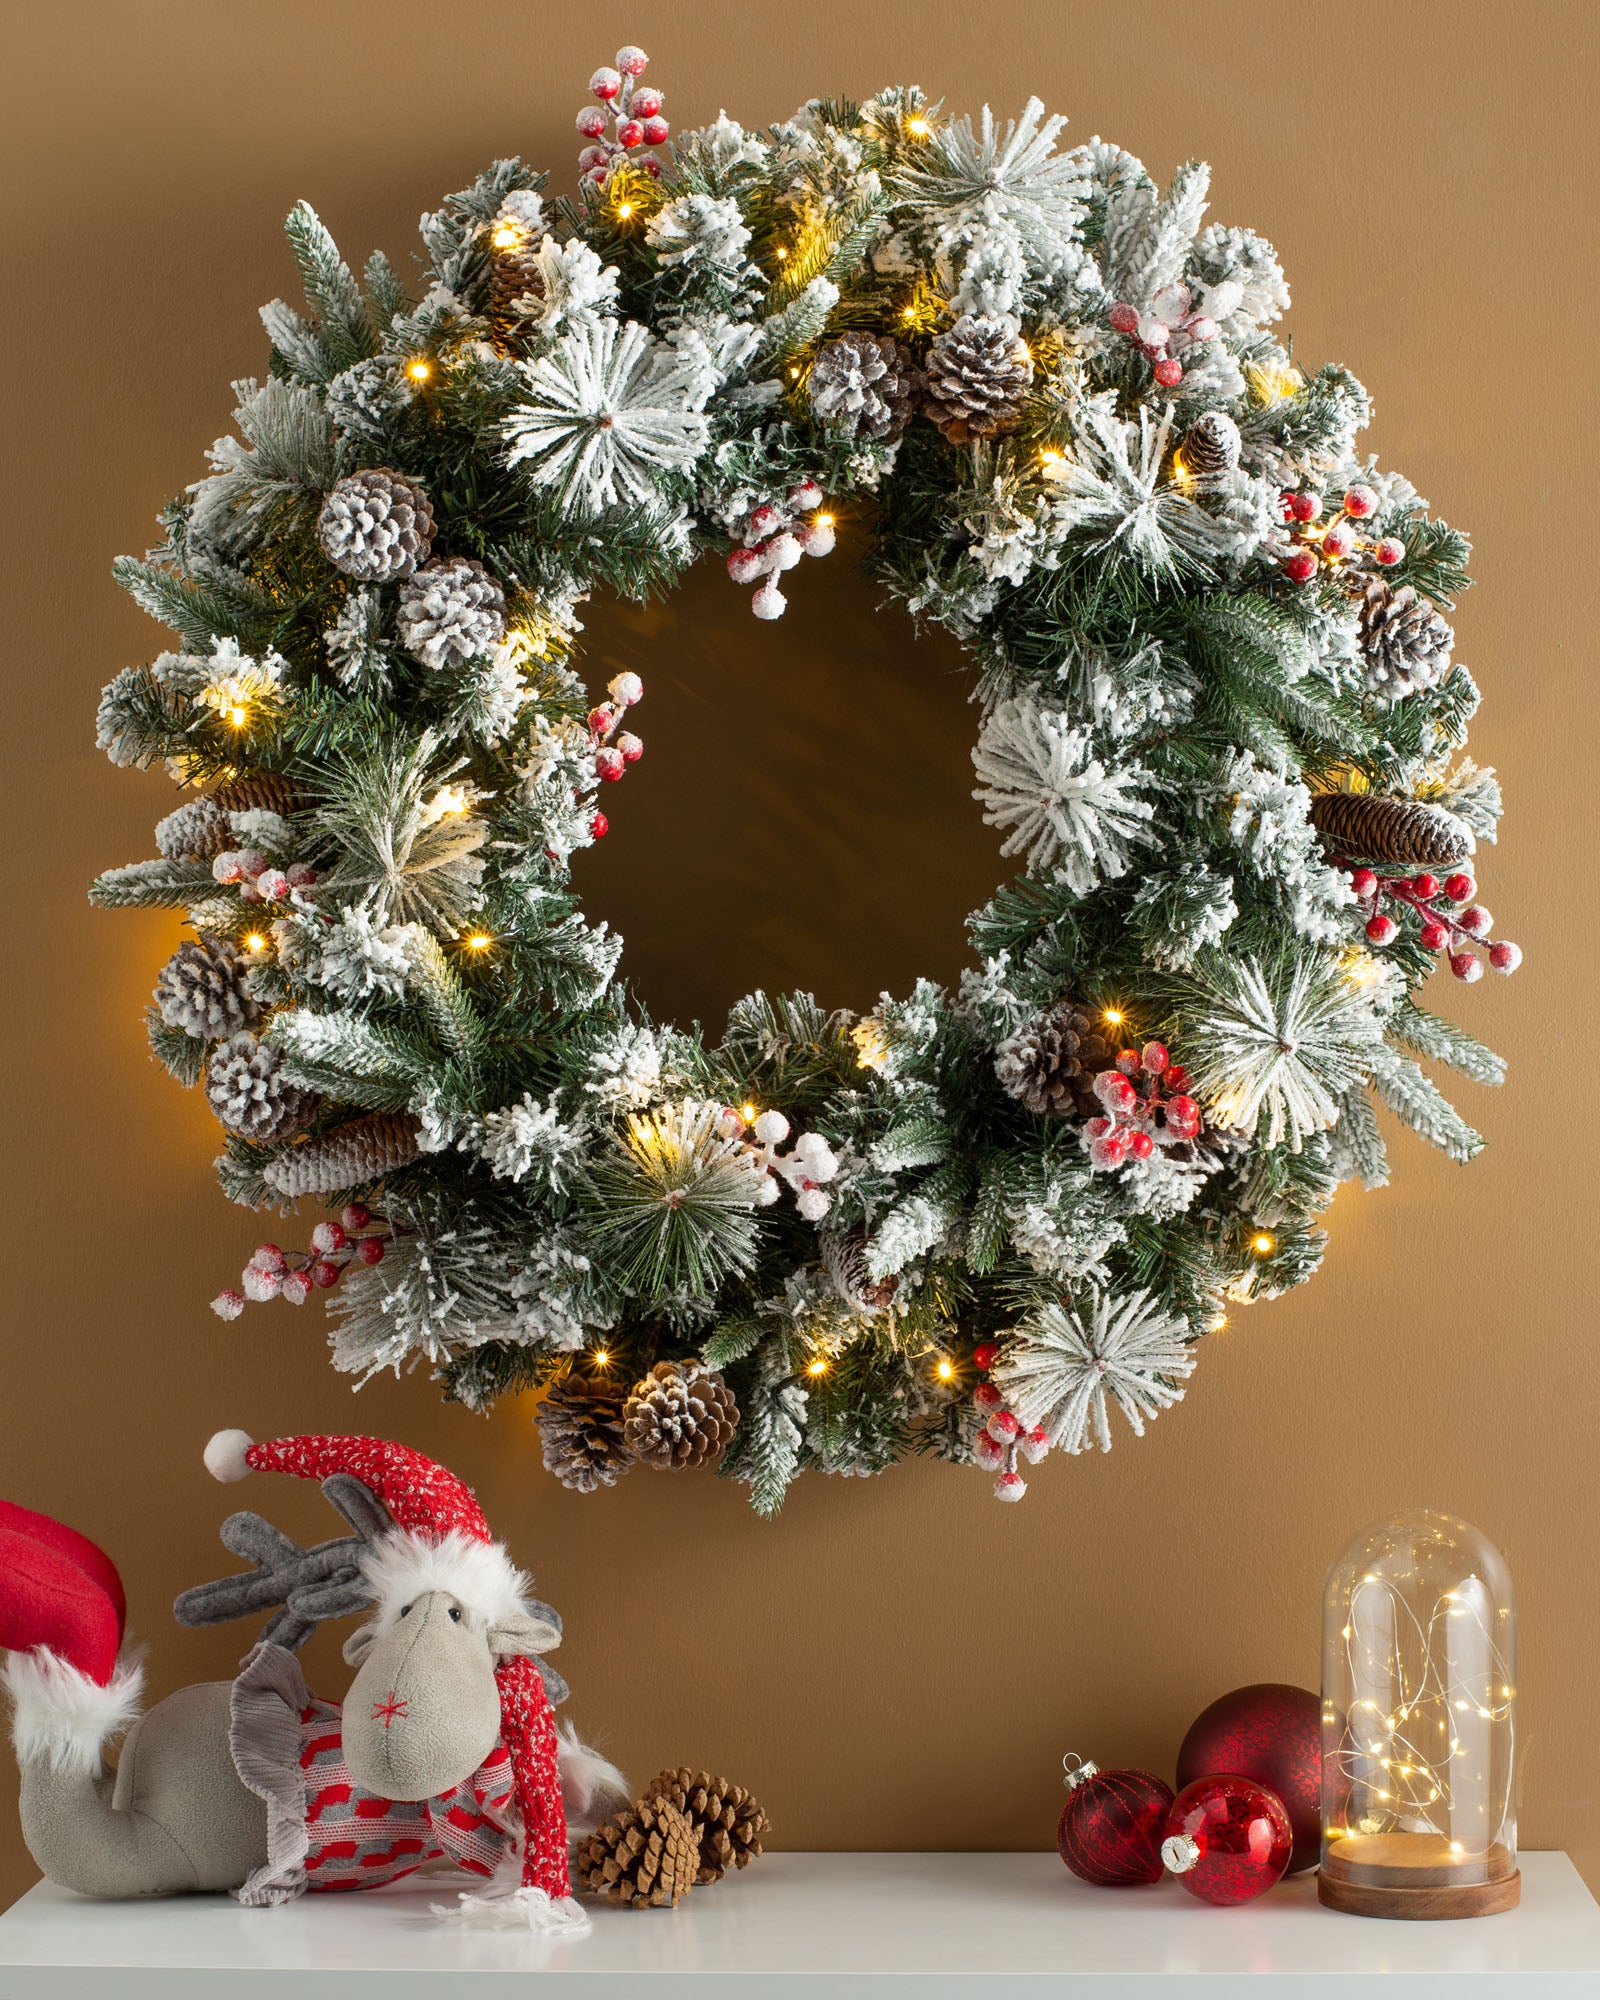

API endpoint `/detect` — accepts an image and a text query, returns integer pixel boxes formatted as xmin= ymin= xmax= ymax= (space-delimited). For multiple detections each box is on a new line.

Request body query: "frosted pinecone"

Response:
xmin=155 ymin=937 xmax=262 ymax=1040
xmin=821 ymin=1228 xmax=900 ymax=1314
xmin=488 ymin=191 xmax=548 ymax=345
xmin=1357 ymin=580 xmax=1454 ymax=700
xmin=921 ymin=315 xmax=1034 ymax=443
xmin=536 ymin=1377 xmax=634 ymax=1493
xmin=155 ymin=796 xmax=233 ymax=862
xmin=808 ymin=333 xmax=919 ymax=442
xmin=262 ymin=1113 xmax=422 ymax=1197
xmin=205 ymin=1033 xmax=318 ymax=1139
xmin=995 ymin=999 xmax=1116 ymax=1118
xmin=397 ymin=557 xmax=507 ymax=670
xmin=316 ymin=469 xmax=436 ymax=582
xmin=1179 ymin=411 xmax=1242 ymax=482
xmin=622 ymin=1362 xmax=739 ymax=1471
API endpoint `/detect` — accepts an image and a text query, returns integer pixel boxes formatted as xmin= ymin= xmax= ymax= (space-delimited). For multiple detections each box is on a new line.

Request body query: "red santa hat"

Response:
xmin=206 ymin=1428 xmax=572 ymax=1906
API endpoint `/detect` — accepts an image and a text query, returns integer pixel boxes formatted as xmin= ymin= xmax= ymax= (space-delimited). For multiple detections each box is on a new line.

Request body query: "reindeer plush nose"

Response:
xmin=340 ymin=1590 xmax=502 ymax=1803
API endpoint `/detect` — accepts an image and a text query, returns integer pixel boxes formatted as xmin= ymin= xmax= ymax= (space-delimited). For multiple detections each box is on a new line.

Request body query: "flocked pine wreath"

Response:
xmin=92 ymin=54 xmax=1520 ymax=1511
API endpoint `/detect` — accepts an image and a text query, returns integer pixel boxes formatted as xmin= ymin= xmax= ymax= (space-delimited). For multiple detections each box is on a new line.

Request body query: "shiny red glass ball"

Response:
xmin=1056 ymin=1763 xmax=1175 ymax=1887
xmin=1176 ymin=1682 xmax=1322 ymax=1872
xmin=1161 ymin=1774 xmax=1293 ymax=1906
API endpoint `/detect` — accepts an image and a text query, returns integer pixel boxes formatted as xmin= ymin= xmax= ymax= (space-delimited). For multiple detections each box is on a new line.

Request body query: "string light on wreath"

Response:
xmin=725 ymin=482 xmax=837 ymax=619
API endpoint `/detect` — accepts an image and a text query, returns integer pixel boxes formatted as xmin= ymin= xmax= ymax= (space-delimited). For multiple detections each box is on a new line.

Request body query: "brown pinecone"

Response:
xmin=317 ymin=468 xmax=436 ymax=583
xmin=1309 ymin=792 xmax=1474 ymax=868
xmin=155 ymin=796 xmax=233 ymax=862
xmin=646 ymin=1768 xmax=769 ymax=1884
xmin=807 ymin=332 xmax=920 ymax=441
xmin=1179 ymin=410 xmax=1241 ymax=482
xmin=1357 ymin=579 xmax=1454 ymax=700
xmin=622 ymin=1361 xmax=739 ymax=1471
xmin=206 ymin=1034 xmax=319 ymax=1141
xmin=536 ymin=1376 xmax=634 ymax=1493
xmin=262 ymin=1112 xmax=422 ymax=1198
xmin=921 ymin=314 xmax=1033 ymax=443
xmin=208 ymin=770 xmax=305 ymax=818
xmin=994 ymin=1000 xmax=1116 ymax=1118
xmin=576 ymin=1797 xmax=700 ymax=1908
xmin=821 ymin=1229 xmax=900 ymax=1313
xmin=486 ymin=193 xmax=548 ymax=350
xmin=155 ymin=936 xmax=262 ymax=1040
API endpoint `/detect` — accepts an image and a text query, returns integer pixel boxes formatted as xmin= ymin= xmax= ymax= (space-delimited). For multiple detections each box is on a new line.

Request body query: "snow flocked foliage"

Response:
xmin=92 ymin=70 xmax=1514 ymax=1512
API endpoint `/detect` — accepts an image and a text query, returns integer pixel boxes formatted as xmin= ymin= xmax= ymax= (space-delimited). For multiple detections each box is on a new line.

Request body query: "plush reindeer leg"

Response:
xmin=3 ymin=1509 xmax=268 ymax=1899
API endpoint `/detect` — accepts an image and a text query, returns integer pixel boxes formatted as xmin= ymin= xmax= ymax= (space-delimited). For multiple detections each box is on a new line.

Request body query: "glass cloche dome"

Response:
xmin=1319 ymin=1511 xmax=1518 ymax=1919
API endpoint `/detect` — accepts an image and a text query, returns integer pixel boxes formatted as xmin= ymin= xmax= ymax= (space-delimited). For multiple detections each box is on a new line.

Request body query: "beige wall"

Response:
xmin=3 ymin=0 xmax=1595 ymax=1915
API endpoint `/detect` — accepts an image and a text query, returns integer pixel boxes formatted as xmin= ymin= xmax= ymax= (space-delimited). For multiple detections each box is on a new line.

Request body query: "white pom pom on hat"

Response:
xmin=204 ymin=1429 xmax=255 ymax=1482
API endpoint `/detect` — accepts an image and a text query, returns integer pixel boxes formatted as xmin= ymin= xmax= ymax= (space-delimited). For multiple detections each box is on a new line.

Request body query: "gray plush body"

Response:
xmin=20 ymin=1683 xmax=266 ymax=1898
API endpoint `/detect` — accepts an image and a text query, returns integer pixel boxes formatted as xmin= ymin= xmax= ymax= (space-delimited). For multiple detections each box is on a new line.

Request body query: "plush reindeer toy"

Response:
xmin=0 ymin=1431 xmax=624 ymax=1928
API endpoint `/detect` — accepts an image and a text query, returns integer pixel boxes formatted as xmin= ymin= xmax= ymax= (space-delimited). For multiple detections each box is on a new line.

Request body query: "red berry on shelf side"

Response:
xmin=1175 ymin=1682 xmax=1321 ymax=1872
xmin=1057 ymin=1756 xmax=1175 ymax=1887
xmin=1161 ymin=1775 xmax=1293 ymax=1905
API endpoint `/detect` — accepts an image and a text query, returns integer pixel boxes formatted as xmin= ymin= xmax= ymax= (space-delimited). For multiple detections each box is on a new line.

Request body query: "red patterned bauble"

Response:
xmin=1160 ymin=1775 xmax=1293 ymax=1906
xmin=1056 ymin=1755 xmax=1175 ymax=1887
xmin=1176 ymin=1682 xmax=1322 ymax=1873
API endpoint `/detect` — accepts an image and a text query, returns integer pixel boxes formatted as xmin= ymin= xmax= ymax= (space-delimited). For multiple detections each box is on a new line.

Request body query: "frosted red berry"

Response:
xmin=1459 ymin=904 xmax=1493 ymax=938
xmin=1129 ymin=1130 xmax=1155 ymax=1159
xmin=1410 ymin=872 xmax=1439 ymax=899
xmin=341 ymin=1204 xmax=370 ymax=1232
xmin=1419 ymin=918 xmax=1450 ymax=951
xmin=1365 ymin=913 xmax=1398 ymax=945
xmin=993 ymin=1471 xmax=1027 ymax=1502
xmin=1284 ymin=550 xmax=1318 ymax=584
xmin=974 ymin=1381 xmax=1003 ymax=1412
xmin=1289 ymin=491 xmax=1320 ymax=523
xmin=987 ymin=1409 xmax=1021 ymax=1442
xmin=1320 ymin=523 xmax=1354 ymax=559
xmin=1450 ymin=950 xmax=1483 ymax=982
xmin=973 ymin=1340 xmax=1000 ymax=1371
xmin=1165 ymin=1095 xmax=1201 ymax=1139
xmin=641 ymin=117 xmax=669 ymax=145
xmin=1153 ymin=356 xmax=1184 ymax=387
xmin=309 ymin=1260 xmax=341 ymax=1289
xmin=1349 ymin=867 xmax=1377 ymax=897
xmin=1109 ymin=302 xmax=1139 ymax=333
xmin=1165 ymin=1064 xmax=1189 ymax=1090
xmin=356 ymin=1236 xmax=386 ymax=1266
xmin=617 ymin=119 xmax=645 ymax=148
xmin=1375 ymin=536 xmax=1406 ymax=565
xmin=1342 ymin=485 xmax=1378 ymax=518
xmin=1141 ymin=1041 xmax=1169 ymax=1074
xmin=1489 ymin=940 xmax=1522 ymax=973
xmin=1443 ymin=872 xmax=1475 ymax=903
xmin=595 ymin=747 xmax=625 ymax=782
xmin=590 ymin=810 xmax=609 ymax=839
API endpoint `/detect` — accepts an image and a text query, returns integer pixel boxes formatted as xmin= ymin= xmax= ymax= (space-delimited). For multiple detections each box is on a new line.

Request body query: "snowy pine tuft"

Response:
xmin=972 ymin=695 xmax=1155 ymax=892
xmin=994 ymin=1288 xmax=1197 ymax=1454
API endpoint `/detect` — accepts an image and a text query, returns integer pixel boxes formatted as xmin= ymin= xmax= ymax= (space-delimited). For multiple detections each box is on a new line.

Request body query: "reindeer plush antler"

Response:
xmin=173 ymin=1473 xmax=393 ymax=1652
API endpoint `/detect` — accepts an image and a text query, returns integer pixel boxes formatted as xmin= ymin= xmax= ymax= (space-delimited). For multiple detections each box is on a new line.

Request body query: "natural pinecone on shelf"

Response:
xmin=1179 ymin=410 xmax=1242 ymax=482
xmin=155 ymin=797 xmax=233 ymax=863
xmin=396 ymin=557 xmax=506 ymax=671
xmin=821 ymin=1228 xmax=900 ymax=1314
xmin=155 ymin=937 xmax=262 ymax=1040
xmin=1357 ymin=579 xmax=1454 ymax=700
xmin=487 ymin=191 xmax=548 ymax=347
xmin=205 ymin=1034 xmax=318 ymax=1141
xmin=807 ymin=332 xmax=920 ymax=441
xmin=536 ymin=1377 xmax=634 ymax=1493
xmin=208 ymin=770 xmax=304 ymax=818
xmin=995 ymin=999 xmax=1117 ymax=1118
xmin=622 ymin=1361 xmax=739 ymax=1471
xmin=576 ymin=1797 xmax=700 ymax=1909
xmin=921 ymin=314 xmax=1034 ymax=443
xmin=262 ymin=1112 xmax=422 ymax=1198
xmin=646 ymin=1768 xmax=769 ymax=1885
xmin=1309 ymin=791 xmax=1475 ymax=868
xmin=316 ymin=468 xmax=436 ymax=583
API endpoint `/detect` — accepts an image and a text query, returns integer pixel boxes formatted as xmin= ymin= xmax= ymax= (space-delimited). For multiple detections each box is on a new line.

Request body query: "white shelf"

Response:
xmin=2 ymin=1852 xmax=1598 ymax=1996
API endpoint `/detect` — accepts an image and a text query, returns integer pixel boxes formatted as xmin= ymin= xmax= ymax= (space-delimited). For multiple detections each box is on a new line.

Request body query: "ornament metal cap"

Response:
xmin=1162 ymin=1833 xmax=1201 ymax=1874
xmin=1062 ymin=1753 xmax=1101 ymax=1792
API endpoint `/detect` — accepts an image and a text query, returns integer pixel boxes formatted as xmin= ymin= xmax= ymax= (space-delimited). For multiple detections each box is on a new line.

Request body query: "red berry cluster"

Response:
xmin=725 ymin=482 xmax=836 ymax=620
xmin=1084 ymin=1042 xmax=1202 ymax=1172
xmin=1347 ymin=866 xmax=1521 ymax=981
xmin=211 ymin=1204 xmax=390 ymax=1319
xmin=212 ymin=849 xmax=317 ymax=904
xmin=970 ymin=1341 xmax=1049 ymax=1502
xmin=1107 ymin=278 xmax=1242 ymax=389
xmin=576 ymin=47 xmax=668 ymax=186
xmin=1279 ymin=483 xmax=1405 ymax=585
xmin=588 ymin=670 xmax=644 ymax=807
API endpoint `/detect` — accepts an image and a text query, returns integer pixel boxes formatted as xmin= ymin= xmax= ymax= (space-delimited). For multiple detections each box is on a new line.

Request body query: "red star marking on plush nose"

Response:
xmin=371 ymin=1692 xmax=408 ymax=1729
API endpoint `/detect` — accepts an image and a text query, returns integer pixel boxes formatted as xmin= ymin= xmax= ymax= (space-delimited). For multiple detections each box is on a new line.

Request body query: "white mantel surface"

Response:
xmin=2 ymin=1851 xmax=1598 ymax=1997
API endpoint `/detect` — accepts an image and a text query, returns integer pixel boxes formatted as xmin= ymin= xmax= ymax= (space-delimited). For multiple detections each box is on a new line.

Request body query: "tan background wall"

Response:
xmin=3 ymin=0 xmax=1595 ymax=1915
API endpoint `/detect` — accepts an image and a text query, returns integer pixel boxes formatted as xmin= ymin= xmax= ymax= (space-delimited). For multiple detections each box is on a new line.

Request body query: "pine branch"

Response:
xmin=90 ymin=858 xmax=218 ymax=909
xmin=1386 ymin=1001 xmax=1506 ymax=1087
xmin=283 ymin=201 xmax=377 ymax=374
xmin=1366 ymin=1046 xmax=1484 ymax=1163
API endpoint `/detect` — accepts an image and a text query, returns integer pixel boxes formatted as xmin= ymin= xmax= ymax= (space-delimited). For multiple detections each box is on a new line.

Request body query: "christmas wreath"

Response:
xmin=93 ymin=54 xmax=1517 ymax=1510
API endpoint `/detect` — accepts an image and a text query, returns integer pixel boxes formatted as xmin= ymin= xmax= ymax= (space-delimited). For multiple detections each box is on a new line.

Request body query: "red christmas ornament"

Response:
xmin=1161 ymin=1775 xmax=1293 ymax=1905
xmin=1175 ymin=1682 xmax=1322 ymax=1872
xmin=1056 ymin=1755 xmax=1175 ymax=1887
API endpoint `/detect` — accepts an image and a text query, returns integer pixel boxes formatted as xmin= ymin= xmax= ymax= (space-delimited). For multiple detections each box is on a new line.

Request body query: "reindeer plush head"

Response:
xmin=183 ymin=1431 xmax=571 ymax=1877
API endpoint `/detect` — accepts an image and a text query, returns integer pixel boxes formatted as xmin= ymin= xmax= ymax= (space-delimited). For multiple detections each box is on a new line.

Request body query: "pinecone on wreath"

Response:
xmin=576 ymin=1797 xmax=700 ymax=1908
xmin=155 ymin=936 xmax=262 ymax=1040
xmin=208 ymin=770 xmax=305 ymax=818
xmin=921 ymin=314 xmax=1034 ymax=443
xmin=262 ymin=1112 xmax=422 ymax=1198
xmin=536 ymin=1376 xmax=634 ymax=1493
xmin=808 ymin=332 xmax=920 ymax=441
xmin=995 ymin=999 xmax=1117 ymax=1118
xmin=822 ymin=1228 xmax=901 ymax=1313
xmin=1356 ymin=579 xmax=1454 ymax=700
xmin=622 ymin=1361 xmax=739 ymax=1470
xmin=205 ymin=1033 xmax=319 ymax=1140
xmin=396 ymin=557 xmax=507 ymax=670
xmin=1308 ymin=791 xmax=1475 ymax=868
xmin=646 ymin=1768 xmax=769 ymax=1884
xmin=154 ymin=796 xmax=233 ymax=863
xmin=1179 ymin=410 xmax=1242 ymax=482
xmin=316 ymin=468 xmax=436 ymax=582
xmin=486 ymin=191 xmax=548 ymax=348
